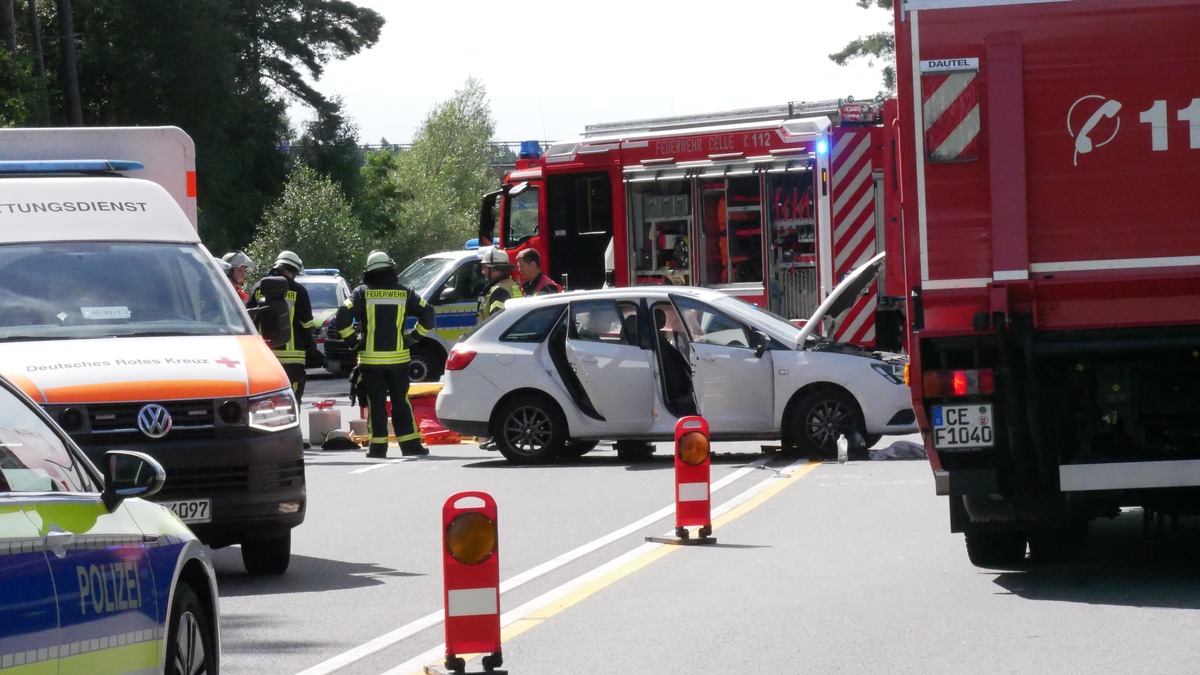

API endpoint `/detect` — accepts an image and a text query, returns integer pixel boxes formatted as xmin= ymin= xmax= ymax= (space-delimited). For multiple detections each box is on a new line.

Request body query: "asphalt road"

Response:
xmin=210 ymin=372 xmax=1200 ymax=674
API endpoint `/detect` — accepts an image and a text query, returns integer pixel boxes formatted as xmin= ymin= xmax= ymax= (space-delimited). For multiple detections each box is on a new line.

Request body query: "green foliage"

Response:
xmin=378 ymin=78 xmax=498 ymax=266
xmin=292 ymin=96 xmax=364 ymax=201
xmin=246 ymin=165 xmax=367 ymax=281
xmin=829 ymin=0 xmax=896 ymax=94
xmin=355 ymin=147 xmax=409 ymax=241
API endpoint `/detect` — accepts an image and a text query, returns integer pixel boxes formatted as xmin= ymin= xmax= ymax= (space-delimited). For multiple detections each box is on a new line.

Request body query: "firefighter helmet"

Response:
xmin=480 ymin=247 xmax=513 ymax=268
xmin=363 ymin=250 xmax=396 ymax=274
xmin=273 ymin=250 xmax=304 ymax=274
xmin=222 ymin=251 xmax=255 ymax=272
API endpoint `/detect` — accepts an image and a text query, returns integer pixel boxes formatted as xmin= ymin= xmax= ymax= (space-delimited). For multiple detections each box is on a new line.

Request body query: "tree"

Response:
xmin=379 ymin=78 xmax=498 ymax=265
xmin=247 ymin=164 xmax=367 ymax=279
xmin=292 ymin=95 xmax=364 ymax=201
xmin=829 ymin=0 xmax=895 ymax=94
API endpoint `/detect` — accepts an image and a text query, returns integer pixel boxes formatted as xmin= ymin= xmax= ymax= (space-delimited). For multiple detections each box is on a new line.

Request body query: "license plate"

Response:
xmin=162 ymin=499 xmax=212 ymax=524
xmin=932 ymin=404 xmax=994 ymax=449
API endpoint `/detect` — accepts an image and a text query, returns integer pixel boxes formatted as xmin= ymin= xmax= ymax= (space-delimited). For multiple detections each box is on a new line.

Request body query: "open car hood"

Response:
xmin=795 ymin=252 xmax=886 ymax=347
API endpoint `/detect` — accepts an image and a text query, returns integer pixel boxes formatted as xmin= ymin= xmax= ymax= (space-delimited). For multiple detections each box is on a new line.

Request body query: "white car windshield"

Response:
xmin=709 ymin=294 xmax=803 ymax=344
xmin=398 ymin=256 xmax=458 ymax=298
xmin=0 ymin=241 xmax=254 ymax=340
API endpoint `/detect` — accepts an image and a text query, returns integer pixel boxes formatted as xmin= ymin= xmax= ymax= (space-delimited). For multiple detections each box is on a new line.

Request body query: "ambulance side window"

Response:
xmin=0 ymin=390 xmax=97 ymax=494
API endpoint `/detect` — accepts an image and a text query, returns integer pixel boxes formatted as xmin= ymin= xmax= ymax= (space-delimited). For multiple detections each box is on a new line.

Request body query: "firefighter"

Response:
xmin=515 ymin=248 xmax=562 ymax=296
xmin=247 ymin=250 xmax=315 ymax=403
xmin=222 ymin=251 xmax=255 ymax=301
xmin=477 ymin=248 xmax=524 ymax=323
xmin=336 ymin=250 xmax=435 ymax=458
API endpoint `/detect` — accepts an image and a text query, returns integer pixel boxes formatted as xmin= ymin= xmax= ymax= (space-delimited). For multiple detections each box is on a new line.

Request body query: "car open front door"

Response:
xmin=671 ymin=295 xmax=774 ymax=433
xmin=563 ymin=299 xmax=657 ymax=434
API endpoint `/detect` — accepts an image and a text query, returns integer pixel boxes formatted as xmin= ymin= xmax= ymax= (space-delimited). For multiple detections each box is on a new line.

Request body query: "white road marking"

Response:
xmin=291 ymin=456 xmax=777 ymax=675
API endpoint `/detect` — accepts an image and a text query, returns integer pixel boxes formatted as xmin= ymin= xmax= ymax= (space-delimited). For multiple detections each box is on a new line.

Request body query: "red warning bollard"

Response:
xmin=440 ymin=491 xmax=505 ymax=674
xmin=674 ymin=416 xmax=715 ymax=543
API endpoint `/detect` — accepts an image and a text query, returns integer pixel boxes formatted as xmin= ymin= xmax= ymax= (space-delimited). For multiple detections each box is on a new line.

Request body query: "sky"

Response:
xmin=289 ymin=0 xmax=895 ymax=146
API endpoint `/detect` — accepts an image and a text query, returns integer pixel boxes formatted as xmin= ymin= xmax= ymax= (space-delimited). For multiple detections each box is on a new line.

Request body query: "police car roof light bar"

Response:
xmin=0 ymin=159 xmax=145 ymax=174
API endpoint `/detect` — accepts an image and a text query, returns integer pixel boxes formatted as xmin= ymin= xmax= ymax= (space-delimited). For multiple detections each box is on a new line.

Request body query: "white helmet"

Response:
xmin=222 ymin=251 xmax=255 ymax=272
xmin=363 ymin=250 xmax=396 ymax=274
xmin=479 ymin=247 xmax=512 ymax=268
xmin=273 ymin=250 xmax=304 ymax=274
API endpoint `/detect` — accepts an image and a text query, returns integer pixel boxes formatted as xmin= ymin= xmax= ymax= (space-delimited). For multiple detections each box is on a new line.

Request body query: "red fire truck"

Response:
xmin=895 ymin=0 xmax=1200 ymax=566
xmin=478 ymin=99 xmax=905 ymax=349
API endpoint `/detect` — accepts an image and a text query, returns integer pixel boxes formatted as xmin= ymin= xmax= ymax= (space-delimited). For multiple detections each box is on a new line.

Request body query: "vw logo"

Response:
xmin=137 ymin=404 xmax=173 ymax=439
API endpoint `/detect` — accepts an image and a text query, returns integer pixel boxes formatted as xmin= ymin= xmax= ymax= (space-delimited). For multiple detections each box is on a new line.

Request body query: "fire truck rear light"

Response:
xmin=445 ymin=350 xmax=477 ymax=371
xmin=923 ymin=368 xmax=994 ymax=398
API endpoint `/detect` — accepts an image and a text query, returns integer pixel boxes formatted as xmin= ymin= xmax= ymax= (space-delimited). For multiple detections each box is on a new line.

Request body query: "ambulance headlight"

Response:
xmin=248 ymin=389 xmax=299 ymax=431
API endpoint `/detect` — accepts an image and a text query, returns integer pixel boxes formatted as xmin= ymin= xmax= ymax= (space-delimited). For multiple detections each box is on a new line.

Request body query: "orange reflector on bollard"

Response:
xmin=677 ymin=430 xmax=709 ymax=466
xmin=446 ymin=512 xmax=497 ymax=566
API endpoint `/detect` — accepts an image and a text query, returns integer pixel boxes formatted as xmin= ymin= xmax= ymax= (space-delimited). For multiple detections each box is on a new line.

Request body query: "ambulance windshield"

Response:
xmin=0 ymin=242 xmax=255 ymax=340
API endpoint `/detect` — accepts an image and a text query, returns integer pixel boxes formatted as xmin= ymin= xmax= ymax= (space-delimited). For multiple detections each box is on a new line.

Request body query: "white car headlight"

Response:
xmin=871 ymin=363 xmax=906 ymax=385
xmin=248 ymin=388 xmax=299 ymax=431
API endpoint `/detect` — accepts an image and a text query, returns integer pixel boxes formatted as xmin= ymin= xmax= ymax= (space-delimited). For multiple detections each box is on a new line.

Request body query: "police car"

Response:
xmin=393 ymin=250 xmax=488 ymax=382
xmin=0 ymin=374 xmax=220 ymax=673
xmin=296 ymin=269 xmax=353 ymax=374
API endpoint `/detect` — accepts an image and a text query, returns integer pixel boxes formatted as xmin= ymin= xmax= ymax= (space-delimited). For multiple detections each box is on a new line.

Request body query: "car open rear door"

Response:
xmin=563 ymin=299 xmax=657 ymax=434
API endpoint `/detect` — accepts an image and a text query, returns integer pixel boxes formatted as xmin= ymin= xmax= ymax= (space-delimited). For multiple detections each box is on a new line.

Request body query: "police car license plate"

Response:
xmin=163 ymin=499 xmax=211 ymax=524
xmin=932 ymin=404 xmax=994 ymax=449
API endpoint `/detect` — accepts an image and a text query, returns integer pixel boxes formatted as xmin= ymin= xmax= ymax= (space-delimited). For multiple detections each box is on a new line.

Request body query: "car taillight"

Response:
xmin=923 ymin=368 xmax=994 ymax=397
xmin=445 ymin=350 xmax=477 ymax=371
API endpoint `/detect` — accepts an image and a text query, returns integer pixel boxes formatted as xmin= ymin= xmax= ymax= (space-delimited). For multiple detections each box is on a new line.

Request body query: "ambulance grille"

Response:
xmin=155 ymin=459 xmax=305 ymax=496
xmin=86 ymin=399 xmax=216 ymax=436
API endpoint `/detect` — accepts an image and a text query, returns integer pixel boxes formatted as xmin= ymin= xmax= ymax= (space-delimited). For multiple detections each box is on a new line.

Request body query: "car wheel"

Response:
xmin=493 ymin=394 xmax=567 ymax=464
xmin=241 ymin=530 xmax=291 ymax=575
xmin=965 ymin=530 xmax=1027 ymax=568
xmin=788 ymin=388 xmax=862 ymax=459
xmin=558 ymin=439 xmax=599 ymax=459
xmin=408 ymin=345 xmax=445 ymax=383
xmin=167 ymin=582 xmax=216 ymax=675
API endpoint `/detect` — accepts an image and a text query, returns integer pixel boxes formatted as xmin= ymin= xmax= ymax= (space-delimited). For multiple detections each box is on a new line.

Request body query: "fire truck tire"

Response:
xmin=964 ymin=530 xmax=1027 ymax=568
xmin=493 ymin=394 xmax=567 ymax=464
xmin=558 ymin=439 xmax=599 ymax=458
xmin=787 ymin=388 xmax=863 ymax=459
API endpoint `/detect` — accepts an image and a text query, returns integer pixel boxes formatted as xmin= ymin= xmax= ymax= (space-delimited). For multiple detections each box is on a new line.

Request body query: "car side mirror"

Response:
xmin=439 ymin=287 xmax=461 ymax=304
xmin=750 ymin=329 xmax=770 ymax=358
xmin=101 ymin=450 xmax=166 ymax=511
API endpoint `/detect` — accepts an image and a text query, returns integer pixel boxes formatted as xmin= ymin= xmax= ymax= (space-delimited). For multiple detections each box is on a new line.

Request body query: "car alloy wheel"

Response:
xmin=167 ymin=583 xmax=216 ymax=675
xmin=494 ymin=394 xmax=566 ymax=464
xmin=789 ymin=389 xmax=861 ymax=459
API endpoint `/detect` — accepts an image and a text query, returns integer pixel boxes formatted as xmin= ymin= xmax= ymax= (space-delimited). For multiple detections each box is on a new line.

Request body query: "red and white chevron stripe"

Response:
xmin=830 ymin=129 xmax=879 ymax=347
xmin=922 ymin=70 xmax=981 ymax=161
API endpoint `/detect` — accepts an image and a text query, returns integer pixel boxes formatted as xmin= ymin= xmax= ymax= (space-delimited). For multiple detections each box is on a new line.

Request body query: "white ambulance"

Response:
xmin=0 ymin=127 xmax=305 ymax=575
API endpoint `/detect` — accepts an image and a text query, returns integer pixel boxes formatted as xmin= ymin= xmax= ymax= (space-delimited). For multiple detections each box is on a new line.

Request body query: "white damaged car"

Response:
xmin=436 ymin=252 xmax=915 ymax=463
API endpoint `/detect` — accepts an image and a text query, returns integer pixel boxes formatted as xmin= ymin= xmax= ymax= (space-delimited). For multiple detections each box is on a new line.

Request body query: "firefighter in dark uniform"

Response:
xmin=247 ymin=250 xmax=315 ymax=403
xmin=336 ymin=250 xmax=435 ymax=458
xmin=477 ymin=248 xmax=524 ymax=323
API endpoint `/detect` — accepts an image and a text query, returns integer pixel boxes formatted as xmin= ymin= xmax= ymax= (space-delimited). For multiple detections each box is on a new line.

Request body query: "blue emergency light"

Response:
xmin=463 ymin=238 xmax=480 ymax=250
xmin=816 ymin=140 xmax=829 ymax=155
xmin=0 ymin=159 xmax=145 ymax=174
xmin=518 ymin=140 xmax=542 ymax=160
xmin=304 ymin=268 xmax=341 ymax=276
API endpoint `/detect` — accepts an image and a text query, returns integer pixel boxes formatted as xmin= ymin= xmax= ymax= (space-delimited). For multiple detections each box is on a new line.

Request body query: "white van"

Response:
xmin=0 ymin=127 xmax=305 ymax=575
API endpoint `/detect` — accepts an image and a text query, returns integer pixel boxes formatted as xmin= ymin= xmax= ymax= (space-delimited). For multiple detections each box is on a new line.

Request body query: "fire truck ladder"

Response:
xmin=581 ymin=98 xmax=870 ymax=137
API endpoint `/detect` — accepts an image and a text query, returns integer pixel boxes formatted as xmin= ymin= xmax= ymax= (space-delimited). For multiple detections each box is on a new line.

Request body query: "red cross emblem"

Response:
xmin=216 ymin=356 xmax=241 ymax=368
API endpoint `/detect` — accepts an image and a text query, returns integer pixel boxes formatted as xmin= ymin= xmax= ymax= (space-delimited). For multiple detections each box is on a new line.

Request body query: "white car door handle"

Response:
xmin=577 ymin=356 xmax=598 ymax=364
xmin=45 ymin=528 xmax=75 ymax=559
